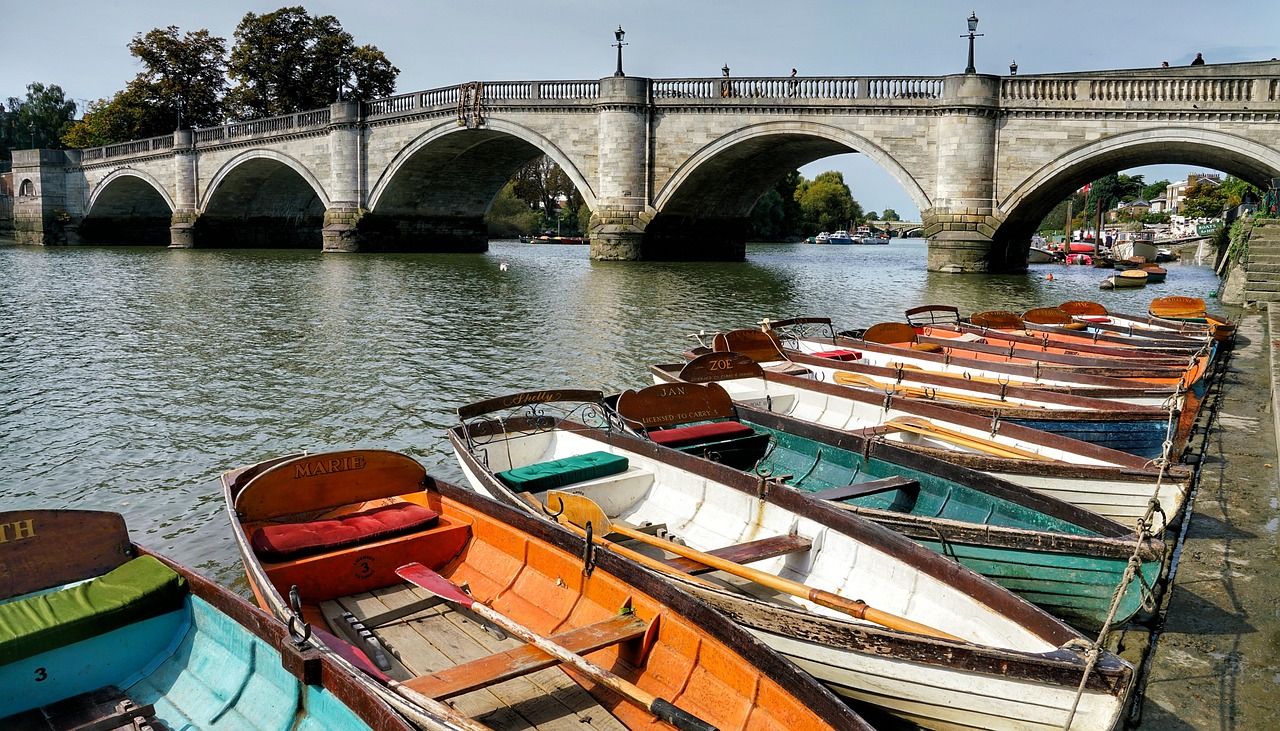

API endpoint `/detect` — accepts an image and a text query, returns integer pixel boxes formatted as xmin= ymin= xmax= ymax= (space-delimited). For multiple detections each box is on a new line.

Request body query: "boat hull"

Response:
xmin=448 ymin=399 xmax=1135 ymax=731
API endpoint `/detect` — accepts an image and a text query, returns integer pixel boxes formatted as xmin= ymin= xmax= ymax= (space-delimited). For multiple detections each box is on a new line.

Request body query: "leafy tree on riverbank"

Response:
xmin=797 ymin=171 xmax=862 ymax=234
xmin=485 ymin=182 xmax=541 ymax=237
xmin=64 ymin=27 xmax=227 ymax=147
xmin=747 ymin=171 xmax=804 ymax=240
xmin=226 ymin=7 xmax=398 ymax=120
xmin=2 ymin=83 xmax=77 ymax=160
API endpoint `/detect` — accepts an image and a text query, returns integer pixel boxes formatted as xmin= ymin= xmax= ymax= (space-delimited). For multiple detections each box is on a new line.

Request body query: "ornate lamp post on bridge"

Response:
xmin=1009 ymin=60 xmax=1018 ymax=76
xmin=613 ymin=26 xmax=627 ymax=77
xmin=963 ymin=12 xmax=982 ymax=74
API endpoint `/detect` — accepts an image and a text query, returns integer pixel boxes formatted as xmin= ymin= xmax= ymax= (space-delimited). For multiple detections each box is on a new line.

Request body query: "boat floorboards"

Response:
xmin=325 ymin=585 xmax=629 ymax=731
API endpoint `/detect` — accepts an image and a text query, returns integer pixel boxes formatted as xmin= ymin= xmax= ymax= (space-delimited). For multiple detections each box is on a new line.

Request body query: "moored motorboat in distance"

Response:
xmin=1101 ymin=269 xmax=1149 ymax=289
xmin=1111 ymin=230 xmax=1158 ymax=263
xmin=826 ymin=230 xmax=855 ymax=244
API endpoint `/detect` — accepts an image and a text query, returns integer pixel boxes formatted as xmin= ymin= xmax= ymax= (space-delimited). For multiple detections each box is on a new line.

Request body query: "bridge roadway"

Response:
xmin=8 ymin=61 xmax=1280 ymax=273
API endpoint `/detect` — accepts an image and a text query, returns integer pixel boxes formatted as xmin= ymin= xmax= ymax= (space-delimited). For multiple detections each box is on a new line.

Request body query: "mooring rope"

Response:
xmin=1060 ymin=376 xmax=1185 ymax=729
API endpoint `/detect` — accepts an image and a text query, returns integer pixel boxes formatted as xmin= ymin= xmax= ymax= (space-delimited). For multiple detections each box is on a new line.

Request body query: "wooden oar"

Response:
xmin=395 ymin=562 xmax=718 ymax=731
xmin=546 ymin=492 xmax=965 ymax=643
xmin=832 ymin=371 xmax=1047 ymax=410
xmin=883 ymin=416 xmax=1058 ymax=462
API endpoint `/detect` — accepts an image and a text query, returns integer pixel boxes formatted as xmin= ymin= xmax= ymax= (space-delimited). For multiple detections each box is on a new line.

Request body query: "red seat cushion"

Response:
xmin=811 ymin=349 xmax=862 ymax=361
xmin=649 ymin=421 xmax=755 ymax=448
xmin=251 ymin=503 xmax=439 ymax=562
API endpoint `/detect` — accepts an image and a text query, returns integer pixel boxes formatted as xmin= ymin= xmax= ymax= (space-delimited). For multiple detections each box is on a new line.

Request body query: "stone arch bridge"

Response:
xmin=11 ymin=60 xmax=1280 ymax=272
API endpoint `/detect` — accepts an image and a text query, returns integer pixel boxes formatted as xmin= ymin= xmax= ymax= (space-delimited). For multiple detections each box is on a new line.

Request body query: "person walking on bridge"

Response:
xmin=1191 ymin=53 xmax=1205 ymax=66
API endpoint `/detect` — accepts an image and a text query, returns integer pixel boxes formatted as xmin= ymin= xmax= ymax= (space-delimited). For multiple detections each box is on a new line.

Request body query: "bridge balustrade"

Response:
xmin=1002 ymin=74 xmax=1280 ymax=105
xmin=650 ymin=76 xmax=940 ymax=100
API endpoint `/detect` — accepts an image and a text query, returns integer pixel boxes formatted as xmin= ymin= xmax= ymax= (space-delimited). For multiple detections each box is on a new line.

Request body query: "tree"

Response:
xmin=511 ymin=155 xmax=583 ymax=228
xmin=485 ymin=182 xmax=540 ymax=237
xmin=3 ymin=83 xmax=77 ymax=158
xmin=1180 ymin=181 xmax=1230 ymax=218
xmin=881 ymin=208 xmax=901 ymax=222
xmin=63 ymin=26 xmax=227 ymax=147
xmin=225 ymin=7 xmax=398 ymax=120
xmin=796 ymin=171 xmax=861 ymax=233
xmin=748 ymin=170 xmax=804 ymax=240
xmin=865 ymin=211 xmax=879 ymax=222
xmin=1141 ymin=179 xmax=1171 ymax=202
xmin=1217 ymin=175 xmax=1262 ymax=208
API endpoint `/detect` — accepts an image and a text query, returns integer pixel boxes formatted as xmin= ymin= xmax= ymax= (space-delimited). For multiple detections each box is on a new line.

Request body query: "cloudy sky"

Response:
xmin=5 ymin=0 xmax=1278 ymax=218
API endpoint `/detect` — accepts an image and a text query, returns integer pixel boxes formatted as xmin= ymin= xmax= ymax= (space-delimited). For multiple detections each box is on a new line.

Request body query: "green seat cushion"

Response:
xmin=496 ymin=451 xmax=629 ymax=493
xmin=0 ymin=554 xmax=187 ymax=663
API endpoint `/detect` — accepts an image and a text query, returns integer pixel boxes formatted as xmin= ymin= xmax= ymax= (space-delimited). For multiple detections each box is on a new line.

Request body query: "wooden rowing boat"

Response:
xmin=708 ymin=327 xmax=1187 ymax=459
xmin=1100 ymin=269 xmax=1148 ymax=289
xmin=653 ymin=352 xmax=1193 ymax=532
xmin=1148 ymin=296 xmax=1237 ymax=342
xmin=906 ymin=305 xmax=1208 ymax=357
xmin=447 ymin=393 xmax=1135 ymax=730
xmin=605 ymin=379 xmax=1166 ymax=630
xmin=765 ymin=317 xmax=1185 ymax=408
xmin=1058 ymin=300 xmax=1230 ymax=344
xmin=221 ymin=449 xmax=869 ymax=731
xmin=0 ymin=509 xmax=416 ymax=731
xmin=1018 ymin=307 xmax=1211 ymax=352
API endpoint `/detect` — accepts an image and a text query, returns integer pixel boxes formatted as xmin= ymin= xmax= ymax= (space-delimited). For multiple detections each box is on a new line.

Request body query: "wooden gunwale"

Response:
xmin=447 ymin=425 xmax=1133 ymax=698
xmin=1018 ymin=321 xmax=1208 ymax=349
xmin=948 ymin=322 xmax=1205 ymax=358
xmin=731 ymin=406 xmax=1164 ymax=560
xmin=663 ymin=358 xmax=1185 ymax=473
xmin=912 ymin=333 xmax=1198 ymax=378
xmin=221 ymin=454 xmax=867 ymax=731
xmin=780 ymin=349 xmax=1172 ymax=420
xmin=787 ymin=336 xmax=1188 ymax=392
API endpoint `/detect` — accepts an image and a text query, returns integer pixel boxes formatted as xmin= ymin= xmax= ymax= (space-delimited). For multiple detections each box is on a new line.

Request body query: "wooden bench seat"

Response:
xmin=808 ymin=475 xmax=921 ymax=502
xmin=661 ymin=534 xmax=813 ymax=575
xmin=403 ymin=613 xmax=648 ymax=700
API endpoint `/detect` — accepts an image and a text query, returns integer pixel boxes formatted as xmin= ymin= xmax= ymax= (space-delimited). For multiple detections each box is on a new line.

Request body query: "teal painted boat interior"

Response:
xmin=1003 ymin=418 xmax=1170 ymax=459
xmin=0 ymin=594 xmax=374 ymax=731
xmin=739 ymin=420 xmax=1163 ymax=629
xmin=751 ymin=422 xmax=1098 ymax=536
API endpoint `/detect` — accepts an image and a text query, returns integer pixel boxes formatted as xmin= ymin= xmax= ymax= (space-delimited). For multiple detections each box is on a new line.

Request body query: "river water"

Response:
xmin=0 ymin=238 xmax=1227 ymax=589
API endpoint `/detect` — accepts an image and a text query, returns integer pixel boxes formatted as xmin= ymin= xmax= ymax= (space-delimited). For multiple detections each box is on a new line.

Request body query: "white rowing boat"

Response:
xmin=448 ymin=391 xmax=1135 ymax=731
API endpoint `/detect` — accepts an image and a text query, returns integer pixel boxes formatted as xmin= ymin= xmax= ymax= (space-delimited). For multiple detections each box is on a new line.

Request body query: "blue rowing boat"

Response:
xmin=0 ymin=509 xmax=421 ymax=731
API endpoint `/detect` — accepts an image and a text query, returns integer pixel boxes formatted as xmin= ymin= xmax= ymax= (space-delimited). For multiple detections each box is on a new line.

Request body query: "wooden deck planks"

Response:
xmin=334 ymin=585 xmax=628 ymax=731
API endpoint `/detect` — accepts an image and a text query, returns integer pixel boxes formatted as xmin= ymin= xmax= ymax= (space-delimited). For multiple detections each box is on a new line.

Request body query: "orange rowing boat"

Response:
xmin=221 ymin=449 xmax=870 ymax=731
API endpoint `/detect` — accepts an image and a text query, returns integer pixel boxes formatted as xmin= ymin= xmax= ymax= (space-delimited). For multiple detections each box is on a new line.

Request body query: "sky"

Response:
xmin=4 ymin=0 xmax=1278 ymax=220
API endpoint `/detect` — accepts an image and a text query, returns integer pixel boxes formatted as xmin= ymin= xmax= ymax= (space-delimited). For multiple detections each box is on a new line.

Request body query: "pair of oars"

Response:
xmin=395 ymin=562 xmax=718 ymax=731
xmin=883 ymin=416 xmax=1057 ymax=462
xmin=546 ymin=491 xmax=964 ymax=643
xmin=832 ymin=371 xmax=1047 ymax=410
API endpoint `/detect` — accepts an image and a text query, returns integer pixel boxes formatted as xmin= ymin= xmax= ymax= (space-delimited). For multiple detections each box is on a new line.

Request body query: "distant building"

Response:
xmin=1165 ymin=173 xmax=1221 ymax=214
xmin=1109 ymin=199 xmax=1151 ymax=221
xmin=1148 ymin=196 xmax=1168 ymax=213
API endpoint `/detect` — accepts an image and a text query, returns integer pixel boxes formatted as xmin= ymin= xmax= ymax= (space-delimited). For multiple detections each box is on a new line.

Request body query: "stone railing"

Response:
xmin=80 ymin=134 xmax=174 ymax=163
xmin=651 ymin=76 xmax=942 ymax=100
xmin=1001 ymin=73 xmax=1280 ymax=104
xmin=364 ymin=80 xmax=601 ymax=120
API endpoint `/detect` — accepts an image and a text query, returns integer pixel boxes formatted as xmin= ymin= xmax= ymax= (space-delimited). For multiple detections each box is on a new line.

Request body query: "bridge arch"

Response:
xmin=199 ymin=150 xmax=331 ymax=248
xmin=369 ymin=120 xmax=595 ymax=213
xmin=638 ymin=121 xmax=932 ymax=258
xmin=80 ymin=168 xmax=175 ymax=245
xmin=995 ymin=128 xmax=1280 ymax=259
xmin=654 ymin=121 xmax=932 ymax=216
